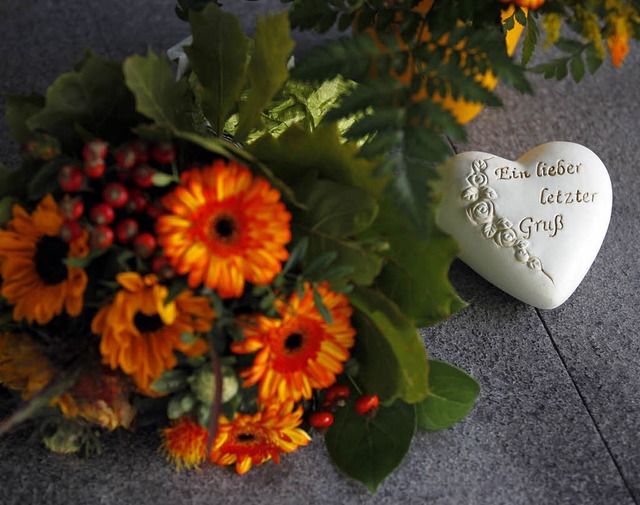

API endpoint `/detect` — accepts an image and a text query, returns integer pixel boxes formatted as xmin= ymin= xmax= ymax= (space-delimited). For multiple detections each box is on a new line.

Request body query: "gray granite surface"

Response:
xmin=1 ymin=1 xmax=639 ymax=504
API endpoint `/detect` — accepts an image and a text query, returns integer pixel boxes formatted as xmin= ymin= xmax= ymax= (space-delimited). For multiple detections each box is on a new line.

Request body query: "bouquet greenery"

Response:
xmin=0 ymin=0 xmax=636 ymax=492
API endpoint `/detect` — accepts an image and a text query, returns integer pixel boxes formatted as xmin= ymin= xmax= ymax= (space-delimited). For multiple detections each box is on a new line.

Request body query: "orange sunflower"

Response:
xmin=210 ymin=401 xmax=311 ymax=475
xmin=160 ymin=417 xmax=209 ymax=471
xmin=156 ymin=160 xmax=291 ymax=298
xmin=232 ymin=283 xmax=356 ymax=403
xmin=0 ymin=194 xmax=89 ymax=325
xmin=92 ymin=273 xmax=214 ymax=394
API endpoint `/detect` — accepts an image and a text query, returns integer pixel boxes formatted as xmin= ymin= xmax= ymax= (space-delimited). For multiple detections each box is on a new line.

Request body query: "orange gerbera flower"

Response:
xmin=232 ymin=283 xmax=356 ymax=402
xmin=210 ymin=401 xmax=310 ymax=475
xmin=92 ymin=273 xmax=214 ymax=394
xmin=160 ymin=417 xmax=209 ymax=471
xmin=499 ymin=0 xmax=545 ymax=9
xmin=156 ymin=160 xmax=291 ymax=298
xmin=0 ymin=194 xmax=89 ymax=325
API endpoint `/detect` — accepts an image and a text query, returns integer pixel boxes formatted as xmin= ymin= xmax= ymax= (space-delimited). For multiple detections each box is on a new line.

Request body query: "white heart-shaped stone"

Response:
xmin=436 ymin=142 xmax=612 ymax=309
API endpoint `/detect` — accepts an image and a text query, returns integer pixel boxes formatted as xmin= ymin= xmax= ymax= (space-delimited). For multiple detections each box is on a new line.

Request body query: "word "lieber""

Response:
xmin=494 ymin=159 xmax=582 ymax=180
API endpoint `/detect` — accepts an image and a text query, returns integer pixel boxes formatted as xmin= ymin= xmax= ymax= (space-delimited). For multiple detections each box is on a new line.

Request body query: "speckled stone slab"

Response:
xmin=436 ymin=142 xmax=612 ymax=309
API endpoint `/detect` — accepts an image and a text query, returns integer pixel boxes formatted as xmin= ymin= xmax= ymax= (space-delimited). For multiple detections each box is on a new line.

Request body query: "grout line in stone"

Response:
xmin=535 ymin=308 xmax=639 ymax=505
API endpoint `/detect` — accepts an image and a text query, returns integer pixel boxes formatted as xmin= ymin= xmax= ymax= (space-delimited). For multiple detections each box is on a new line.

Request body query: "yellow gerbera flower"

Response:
xmin=160 ymin=417 xmax=209 ymax=471
xmin=156 ymin=160 xmax=291 ymax=298
xmin=0 ymin=194 xmax=89 ymax=325
xmin=231 ymin=283 xmax=356 ymax=403
xmin=210 ymin=401 xmax=311 ymax=475
xmin=92 ymin=273 xmax=214 ymax=394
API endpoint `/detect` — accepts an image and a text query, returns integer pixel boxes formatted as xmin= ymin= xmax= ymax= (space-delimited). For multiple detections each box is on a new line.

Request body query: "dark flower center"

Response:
xmin=35 ymin=236 xmax=70 ymax=285
xmin=134 ymin=313 xmax=164 ymax=333
xmin=237 ymin=433 xmax=255 ymax=442
xmin=212 ymin=214 xmax=238 ymax=243
xmin=284 ymin=333 xmax=304 ymax=353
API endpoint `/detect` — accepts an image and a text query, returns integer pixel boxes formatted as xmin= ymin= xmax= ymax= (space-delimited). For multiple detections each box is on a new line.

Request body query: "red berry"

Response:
xmin=132 ymin=232 xmax=156 ymax=259
xmin=60 ymin=196 xmax=84 ymax=221
xmin=84 ymin=158 xmax=106 ymax=178
xmin=130 ymin=140 xmax=149 ymax=164
xmin=132 ymin=165 xmax=156 ymax=188
xmin=152 ymin=256 xmax=175 ymax=280
xmin=309 ymin=411 xmax=334 ymax=430
xmin=102 ymin=182 xmax=129 ymax=208
xmin=89 ymin=203 xmax=115 ymax=225
xmin=323 ymin=384 xmax=351 ymax=409
xmin=82 ymin=139 xmax=108 ymax=161
xmin=58 ymin=164 xmax=84 ymax=192
xmin=91 ymin=225 xmax=114 ymax=249
xmin=126 ymin=189 xmax=149 ymax=213
xmin=115 ymin=218 xmax=139 ymax=244
xmin=354 ymin=394 xmax=379 ymax=418
xmin=114 ymin=145 xmax=137 ymax=169
xmin=151 ymin=142 xmax=176 ymax=165
xmin=59 ymin=220 xmax=83 ymax=243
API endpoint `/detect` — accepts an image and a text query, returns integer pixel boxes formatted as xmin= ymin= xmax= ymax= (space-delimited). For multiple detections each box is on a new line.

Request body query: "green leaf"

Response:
xmin=521 ymin=9 xmax=539 ymax=66
xmin=570 ymin=54 xmax=585 ymax=83
xmin=249 ymin=124 xmax=386 ymax=196
xmin=0 ymin=164 xmax=28 ymax=200
xmin=167 ymin=391 xmax=196 ymax=419
xmin=5 ymin=94 xmax=44 ymax=143
xmin=185 ymin=3 xmax=250 ymax=135
xmin=235 ymin=11 xmax=295 ymax=142
xmin=349 ymin=286 xmax=429 ymax=403
xmin=27 ymin=159 xmax=66 ymax=200
xmin=297 ymin=227 xmax=384 ymax=286
xmin=585 ymin=44 xmax=604 ymax=74
xmin=416 ymin=360 xmax=479 ymax=431
xmin=372 ymin=201 xmax=466 ymax=326
xmin=325 ymin=398 xmax=416 ymax=493
xmin=313 ymin=287 xmax=333 ymax=324
xmin=151 ymin=369 xmax=189 ymax=394
xmin=27 ymin=52 xmax=136 ymax=145
xmin=0 ymin=196 xmax=19 ymax=226
xmin=295 ymin=179 xmax=379 ymax=237
xmin=123 ymin=50 xmax=193 ymax=131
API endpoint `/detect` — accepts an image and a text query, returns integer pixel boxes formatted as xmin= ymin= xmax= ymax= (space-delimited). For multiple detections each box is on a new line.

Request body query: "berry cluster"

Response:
xmin=57 ymin=138 xmax=177 ymax=277
xmin=308 ymin=384 xmax=380 ymax=432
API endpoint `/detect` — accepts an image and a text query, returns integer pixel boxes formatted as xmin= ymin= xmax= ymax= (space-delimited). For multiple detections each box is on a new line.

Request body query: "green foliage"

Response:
xmin=5 ymin=94 xmax=44 ymax=143
xmin=235 ymin=12 xmax=295 ymax=142
xmin=349 ymin=286 xmax=429 ymax=404
xmin=325 ymin=396 xmax=416 ymax=493
xmin=27 ymin=52 xmax=138 ymax=148
xmin=371 ymin=200 xmax=466 ymax=326
xmin=416 ymin=360 xmax=480 ymax=431
xmin=123 ymin=50 xmax=194 ymax=131
xmin=184 ymin=4 xmax=250 ymax=135
xmin=531 ymin=38 xmax=601 ymax=82
xmin=522 ymin=9 xmax=539 ymax=66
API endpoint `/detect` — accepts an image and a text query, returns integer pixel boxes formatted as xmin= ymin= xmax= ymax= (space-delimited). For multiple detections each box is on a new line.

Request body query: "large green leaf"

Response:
xmin=349 ymin=286 xmax=429 ymax=403
xmin=184 ymin=3 xmax=250 ymax=135
xmin=325 ymin=397 xmax=416 ymax=493
xmin=248 ymin=124 xmax=386 ymax=196
xmin=295 ymin=179 xmax=378 ymax=237
xmin=416 ymin=360 xmax=479 ymax=431
xmin=27 ymin=52 xmax=135 ymax=145
xmin=5 ymin=94 xmax=44 ymax=143
xmin=123 ymin=50 xmax=193 ymax=132
xmin=235 ymin=11 xmax=295 ymax=142
xmin=373 ymin=200 xmax=466 ymax=327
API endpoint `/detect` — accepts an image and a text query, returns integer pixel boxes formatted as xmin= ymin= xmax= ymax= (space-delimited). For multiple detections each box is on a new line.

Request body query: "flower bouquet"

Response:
xmin=0 ymin=0 xmax=636 ymax=492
